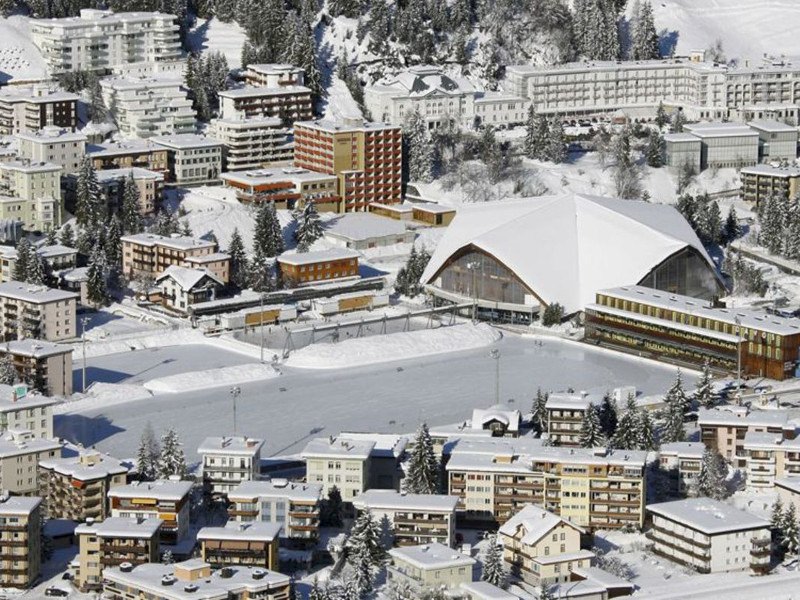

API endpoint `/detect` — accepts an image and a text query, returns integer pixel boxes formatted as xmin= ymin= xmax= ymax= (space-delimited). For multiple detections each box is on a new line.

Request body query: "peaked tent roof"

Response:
xmin=156 ymin=265 xmax=223 ymax=290
xmin=421 ymin=193 xmax=721 ymax=314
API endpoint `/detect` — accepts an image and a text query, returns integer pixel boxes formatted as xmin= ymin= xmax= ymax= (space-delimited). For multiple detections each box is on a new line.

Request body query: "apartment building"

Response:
xmin=0 ymin=244 xmax=76 ymax=284
xmin=302 ymin=435 xmax=374 ymax=500
xmin=659 ymin=441 xmax=704 ymax=495
xmin=683 ymin=123 xmax=760 ymax=169
xmin=220 ymin=167 xmax=339 ymax=211
xmin=109 ymin=479 xmax=193 ymax=544
xmin=387 ymin=542 xmax=476 ymax=592
xmin=740 ymin=163 xmax=800 ymax=205
xmin=244 ymin=64 xmax=305 ymax=88
xmin=647 ymin=498 xmax=771 ymax=575
xmin=95 ymin=167 xmax=164 ymax=216
xmin=120 ymin=232 xmax=228 ymax=282
xmin=0 ymin=86 xmax=78 ymax=135
xmin=353 ymin=490 xmax=459 ymax=547
xmin=38 ymin=450 xmax=129 ymax=521
xmin=102 ymin=559 xmax=291 ymax=600
xmin=198 ymin=436 xmax=264 ymax=496
xmin=101 ymin=76 xmax=196 ymax=139
xmin=209 ymin=116 xmax=293 ymax=171
xmin=741 ymin=431 xmax=800 ymax=489
xmin=0 ymin=339 xmax=72 ymax=396
xmin=698 ymin=407 xmax=795 ymax=467
xmin=748 ymin=119 xmax=798 ymax=162
xmin=365 ymin=65 xmax=529 ymax=129
xmin=0 ymin=160 xmax=62 ymax=231
xmin=156 ymin=266 xmax=223 ymax=314
xmin=218 ymin=86 xmax=313 ymax=124
xmin=446 ymin=439 xmax=648 ymax=529
xmin=0 ymin=388 xmax=56 ymax=439
xmin=88 ymin=139 xmax=170 ymax=177
xmin=0 ymin=430 xmax=60 ymax=495
xmin=0 ymin=495 xmax=41 ymax=589
xmin=293 ymin=118 xmax=403 ymax=212
xmin=75 ymin=516 xmax=162 ymax=591
xmin=227 ymin=478 xmax=322 ymax=546
xmin=339 ymin=432 xmax=408 ymax=490
xmin=498 ymin=504 xmax=593 ymax=586
xmin=152 ymin=134 xmax=223 ymax=186
xmin=276 ymin=249 xmax=359 ymax=286
xmin=197 ymin=521 xmax=281 ymax=571
xmin=16 ymin=127 xmax=87 ymax=176
xmin=0 ymin=281 xmax=78 ymax=341
xmin=546 ymin=393 xmax=599 ymax=447
xmin=30 ymin=9 xmax=182 ymax=75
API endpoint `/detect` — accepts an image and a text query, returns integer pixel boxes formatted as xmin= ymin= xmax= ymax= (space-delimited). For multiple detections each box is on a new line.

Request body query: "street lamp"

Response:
xmin=734 ymin=316 xmax=742 ymax=404
xmin=489 ymin=348 xmax=500 ymax=405
xmin=230 ymin=386 xmax=241 ymax=435
xmin=259 ymin=293 xmax=265 ymax=364
xmin=81 ymin=316 xmax=90 ymax=393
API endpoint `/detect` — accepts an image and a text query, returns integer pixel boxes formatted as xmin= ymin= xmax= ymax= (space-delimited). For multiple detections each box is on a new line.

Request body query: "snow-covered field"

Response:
xmin=187 ymin=17 xmax=247 ymax=69
xmin=0 ymin=16 xmax=48 ymax=83
xmin=143 ymin=363 xmax=280 ymax=393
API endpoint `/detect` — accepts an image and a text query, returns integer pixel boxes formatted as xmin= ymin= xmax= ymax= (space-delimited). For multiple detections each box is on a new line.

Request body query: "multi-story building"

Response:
xmin=227 ymin=478 xmax=322 ymax=546
xmin=302 ymin=435 xmax=375 ymax=501
xmin=0 ymin=160 xmax=62 ymax=231
xmin=365 ymin=66 xmax=529 ymax=129
xmin=100 ymin=77 xmax=196 ymax=139
xmin=120 ymin=232 xmax=229 ymax=283
xmin=152 ymin=134 xmax=223 ymax=186
xmin=30 ymin=9 xmax=182 ymax=75
xmin=0 ymin=86 xmax=77 ymax=136
xmin=88 ymin=139 xmax=169 ymax=177
xmin=0 ymin=495 xmax=42 ymax=589
xmin=197 ymin=521 xmax=281 ymax=570
xmin=156 ymin=266 xmax=224 ymax=314
xmin=0 ymin=430 xmax=60 ymax=495
xmin=0 ymin=339 xmax=72 ymax=396
xmin=209 ymin=116 xmax=293 ymax=171
xmin=102 ymin=559 xmax=291 ymax=600
xmin=446 ymin=439 xmax=648 ymax=529
xmin=0 ymin=281 xmax=78 ymax=341
xmin=585 ymin=285 xmax=800 ymax=381
xmin=16 ymin=126 xmax=87 ymax=174
xmin=293 ymin=118 xmax=403 ymax=212
xmin=698 ymin=407 xmax=795 ymax=467
xmin=276 ymin=249 xmax=360 ymax=286
xmin=244 ymin=64 xmax=305 ymax=88
xmin=353 ymin=490 xmax=459 ymax=547
xmin=95 ymin=167 xmax=164 ymax=216
xmin=198 ymin=436 xmax=264 ymax=496
xmin=545 ymin=393 xmax=599 ymax=447
xmin=220 ymin=167 xmax=338 ymax=211
xmin=742 ymin=431 xmax=800 ymax=489
xmin=748 ymin=119 xmax=798 ymax=162
xmin=740 ymin=163 xmax=800 ymax=205
xmin=387 ymin=542 xmax=476 ymax=593
xmin=0 ymin=244 xmax=76 ymax=284
xmin=218 ymin=86 xmax=313 ymax=124
xmin=659 ymin=441 xmax=704 ymax=495
xmin=0 ymin=387 xmax=57 ymax=439
xmin=663 ymin=132 xmax=702 ymax=172
xmin=38 ymin=450 xmax=128 ymax=521
xmin=647 ymin=498 xmax=771 ymax=575
xmin=498 ymin=504 xmax=593 ymax=586
xmin=75 ymin=516 xmax=162 ymax=591
xmin=108 ymin=479 xmax=194 ymax=544
xmin=683 ymin=122 xmax=760 ymax=169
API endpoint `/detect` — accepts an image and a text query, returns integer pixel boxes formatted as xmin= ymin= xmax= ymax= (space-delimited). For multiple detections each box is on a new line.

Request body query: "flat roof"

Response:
xmin=277 ymin=249 xmax=360 ymax=266
xmin=0 ymin=160 xmax=61 ymax=173
xmin=75 ymin=516 xmax=162 ymax=538
xmin=197 ymin=436 xmax=264 ymax=456
xmin=295 ymin=118 xmax=400 ymax=133
xmin=0 ymin=281 xmax=78 ymax=304
xmin=16 ymin=127 xmax=87 ymax=143
xmin=87 ymin=139 xmax=166 ymax=157
xmin=39 ymin=451 xmax=128 ymax=481
xmin=247 ymin=63 xmax=303 ymax=74
xmin=219 ymin=85 xmax=311 ymax=99
xmin=323 ymin=213 xmax=408 ymax=242
xmin=197 ymin=521 xmax=282 ymax=542
xmin=353 ymin=490 xmax=459 ymax=513
xmin=740 ymin=164 xmax=800 ymax=177
xmin=389 ymin=542 xmax=475 ymax=570
xmin=775 ymin=476 xmax=800 ymax=494
xmin=0 ymin=432 xmax=60 ymax=458
xmin=0 ymin=495 xmax=41 ymax=515
xmin=120 ymin=233 xmax=215 ymax=251
xmin=684 ymin=122 xmax=759 ymax=138
xmin=1 ymin=338 xmax=71 ymax=359
xmin=659 ymin=441 xmax=705 ymax=459
xmin=95 ymin=167 xmax=164 ymax=182
xmin=0 ymin=386 xmax=58 ymax=411
xmin=108 ymin=479 xmax=193 ymax=501
xmin=151 ymin=134 xmax=222 ymax=150
xmin=664 ymin=132 xmax=702 ymax=143
xmin=747 ymin=119 xmax=798 ymax=133
xmin=459 ymin=581 xmax=519 ymax=599
xmin=648 ymin=498 xmax=769 ymax=535
xmin=302 ymin=435 xmax=375 ymax=460
xmin=369 ymin=202 xmax=413 ymax=213
xmin=0 ymin=87 xmax=78 ymax=104
xmin=220 ymin=167 xmax=335 ymax=186
xmin=229 ymin=479 xmax=322 ymax=503
xmin=697 ymin=407 xmax=792 ymax=429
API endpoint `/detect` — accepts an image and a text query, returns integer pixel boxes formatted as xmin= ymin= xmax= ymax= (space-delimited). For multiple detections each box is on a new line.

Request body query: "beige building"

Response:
xmin=0 ymin=495 xmax=42 ymax=589
xmin=659 ymin=442 xmax=704 ymax=495
xmin=0 ymin=244 xmax=77 ymax=284
xmin=244 ymin=64 xmax=305 ymax=88
xmin=302 ymin=435 xmax=375 ymax=501
xmin=387 ymin=542 xmax=476 ymax=592
xmin=0 ymin=281 xmax=78 ymax=341
xmin=197 ymin=521 xmax=281 ymax=571
xmin=16 ymin=126 xmax=87 ymax=174
xmin=546 ymin=393 xmax=599 ymax=447
xmin=0 ymin=160 xmax=63 ymax=231
xmin=218 ymin=86 xmax=313 ymax=125
xmin=0 ymin=430 xmax=60 ymax=495
xmin=120 ymin=233 xmax=229 ymax=283
xmin=109 ymin=479 xmax=194 ymax=545
xmin=102 ymin=559 xmax=292 ymax=600
xmin=353 ymin=490 xmax=459 ymax=548
xmin=0 ymin=337 xmax=72 ymax=397
xmin=199 ymin=436 xmax=264 ymax=496
xmin=209 ymin=116 xmax=293 ymax=171
xmin=152 ymin=134 xmax=223 ymax=186
xmin=220 ymin=167 xmax=339 ymax=211
xmin=0 ymin=86 xmax=78 ymax=136
xmin=93 ymin=167 xmax=164 ymax=216
xmin=38 ymin=450 xmax=128 ymax=521
xmin=498 ymin=504 xmax=593 ymax=586
xmin=88 ymin=139 xmax=169 ymax=177
xmin=0 ymin=386 xmax=57 ymax=439
xmin=75 ymin=516 xmax=162 ymax=591
xmin=742 ymin=431 xmax=800 ymax=489
xmin=740 ymin=163 xmax=800 ymax=206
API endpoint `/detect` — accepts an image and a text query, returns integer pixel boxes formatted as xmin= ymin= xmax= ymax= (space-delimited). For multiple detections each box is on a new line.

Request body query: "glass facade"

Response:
xmin=437 ymin=249 xmax=532 ymax=305
xmin=638 ymin=247 xmax=721 ymax=300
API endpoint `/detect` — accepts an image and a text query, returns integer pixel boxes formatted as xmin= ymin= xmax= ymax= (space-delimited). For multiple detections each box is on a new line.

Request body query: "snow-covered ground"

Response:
xmin=0 ymin=16 xmax=48 ymax=84
xmin=143 ymin=362 xmax=280 ymax=393
xmin=187 ymin=17 xmax=247 ymax=69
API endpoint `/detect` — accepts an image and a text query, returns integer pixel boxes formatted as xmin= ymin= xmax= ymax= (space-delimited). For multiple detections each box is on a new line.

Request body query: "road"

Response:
xmin=57 ymin=333 xmax=689 ymax=466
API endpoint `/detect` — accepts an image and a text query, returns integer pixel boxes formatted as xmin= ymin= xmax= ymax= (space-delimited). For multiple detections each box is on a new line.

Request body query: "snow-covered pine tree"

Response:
xmin=599 ymin=392 xmax=618 ymax=438
xmin=539 ymin=583 xmax=556 ymax=600
xmin=0 ymin=354 xmax=17 ymax=385
xmin=227 ymin=228 xmax=249 ymax=288
xmin=660 ymin=398 xmax=685 ymax=444
xmin=86 ymin=246 xmax=108 ymax=308
xmin=630 ymin=0 xmax=659 ymax=60
xmin=268 ymin=202 xmax=284 ymax=256
xmin=664 ymin=370 xmax=690 ymax=415
xmin=403 ymin=109 xmax=434 ymax=183
xmin=610 ymin=395 xmax=640 ymax=450
xmin=579 ymin=405 xmax=604 ymax=448
xmin=637 ymin=408 xmax=657 ymax=450
xmin=121 ymin=173 xmax=143 ymax=235
xmin=696 ymin=360 xmax=714 ymax=409
xmin=671 ymin=109 xmax=687 ymax=133
xmin=531 ymin=388 xmax=549 ymax=434
xmin=161 ymin=549 xmax=174 ymax=564
xmin=784 ymin=502 xmax=799 ymax=556
xmin=322 ymin=486 xmax=343 ymax=527
xmin=293 ymin=202 xmax=323 ymax=252
xmin=154 ymin=209 xmax=180 ymax=237
xmin=135 ymin=422 xmax=160 ymax=481
xmin=26 ymin=253 xmax=45 ymax=285
xmin=345 ymin=510 xmax=387 ymax=569
xmin=546 ymin=116 xmax=567 ymax=163
xmin=308 ymin=578 xmax=326 ymax=600
xmin=45 ymin=228 xmax=57 ymax=246
xmin=75 ymin=157 xmax=102 ymax=230
xmin=367 ymin=0 xmax=391 ymax=56
xmin=404 ymin=422 xmax=440 ymax=494
xmin=157 ymin=428 xmax=187 ymax=479
xmin=771 ymin=499 xmax=786 ymax=548
xmin=696 ymin=448 xmax=727 ymax=500
xmin=722 ymin=206 xmax=741 ymax=245
xmin=105 ymin=215 xmax=123 ymax=271
xmin=481 ymin=533 xmax=505 ymax=587
xmin=12 ymin=239 xmax=31 ymax=282
xmin=523 ymin=105 xmax=538 ymax=159
xmin=59 ymin=223 xmax=75 ymax=248
xmin=645 ymin=129 xmax=663 ymax=168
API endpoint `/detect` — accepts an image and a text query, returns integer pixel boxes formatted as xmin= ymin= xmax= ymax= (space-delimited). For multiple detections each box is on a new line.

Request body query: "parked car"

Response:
xmin=45 ymin=588 xmax=69 ymax=597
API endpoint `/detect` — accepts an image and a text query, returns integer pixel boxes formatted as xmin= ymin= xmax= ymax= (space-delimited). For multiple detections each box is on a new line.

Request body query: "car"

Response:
xmin=45 ymin=588 xmax=69 ymax=597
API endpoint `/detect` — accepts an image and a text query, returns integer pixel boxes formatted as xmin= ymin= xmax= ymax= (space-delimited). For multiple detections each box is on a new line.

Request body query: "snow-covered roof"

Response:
xmin=87 ymin=139 xmax=166 ymax=157
xmin=411 ymin=203 xmax=456 ymax=214
xmin=545 ymin=393 xmax=596 ymax=411
xmin=0 ymin=385 xmax=58 ymax=410
xmin=0 ymin=281 xmax=78 ymax=304
xmin=742 ymin=430 xmax=800 ymax=451
xmin=323 ymin=213 xmax=408 ymax=242
xmin=0 ymin=87 xmax=78 ymax=104
xmin=302 ymin=435 xmax=375 ymax=460
xmin=108 ymin=479 xmax=193 ymax=502
xmin=0 ymin=494 xmax=40 ymax=516
xmin=229 ymin=479 xmax=322 ymax=503
xmin=120 ymin=233 xmax=216 ymax=251
xmin=219 ymin=85 xmax=311 ymax=99
xmin=747 ymin=119 xmax=798 ymax=133
xmin=369 ymin=202 xmax=413 ymax=214
xmin=371 ymin=65 xmax=476 ymax=99
xmin=659 ymin=441 xmax=705 ymax=459
xmin=36 ymin=244 xmax=78 ymax=259
xmin=534 ymin=549 xmax=595 ymax=565
xmin=198 ymin=436 xmax=264 ymax=457
xmin=0 ymin=160 xmax=61 ymax=173
xmin=95 ymin=167 xmax=164 ymax=182
xmin=421 ymin=194 xmax=720 ymax=315
xmin=337 ymin=432 xmax=407 ymax=458
xmin=39 ymin=450 xmax=128 ymax=481
xmin=697 ymin=407 xmax=793 ymax=429
xmin=277 ymin=249 xmax=359 ymax=266
xmin=775 ymin=476 xmax=800 ymax=494
xmin=151 ymin=134 xmax=222 ymax=150
xmin=0 ymin=431 xmax=60 ymax=458
xmin=352 ymin=490 xmax=459 ymax=513
xmin=389 ymin=542 xmax=476 ymax=570
xmin=459 ymin=581 xmax=519 ymax=599
xmin=220 ymin=167 xmax=334 ymax=187
xmin=75 ymin=516 xmax=162 ymax=538
xmin=185 ymin=252 xmax=230 ymax=264
xmin=295 ymin=118 xmax=399 ymax=134
xmin=246 ymin=63 xmax=302 ymax=75
xmin=684 ymin=122 xmax=759 ymax=138
xmin=498 ymin=504 xmax=583 ymax=545
xmin=740 ymin=164 xmax=800 ymax=177
xmin=663 ymin=132 xmax=701 ymax=143
xmin=156 ymin=265 xmax=223 ymax=291
xmin=569 ymin=566 xmax=635 ymax=593
xmin=16 ymin=126 xmax=86 ymax=143
xmin=471 ymin=405 xmax=521 ymax=432
xmin=647 ymin=498 xmax=769 ymax=535
xmin=197 ymin=521 xmax=282 ymax=543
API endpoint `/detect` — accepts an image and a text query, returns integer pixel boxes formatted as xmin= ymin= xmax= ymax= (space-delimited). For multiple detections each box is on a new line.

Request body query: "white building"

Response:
xmin=0 ymin=388 xmax=56 ymax=439
xmin=387 ymin=542 xmax=476 ymax=592
xmin=322 ymin=213 xmax=415 ymax=250
xmin=0 ymin=86 xmax=78 ymax=136
xmin=0 ymin=281 xmax=78 ymax=341
xmin=198 ymin=436 xmax=264 ymax=496
xmin=742 ymin=431 xmax=800 ymax=489
xmin=108 ymin=479 xmax=194 ymax=544
xmin=748 ymin=119 xmax=798 ymax=162
xmin=0 ymin=160 xmax=63 ymax=232
xmin=302 ymin=435 xmax=375 ymax=500
xmin=647 ymin=498 xmax=771 ymax=574
xmin=30 ymin=9 xmax=182 ymax=75
xmin=209 ymin=116 xmax=292 ymax=171
xmin=100 ymin=76 xmax=196 ymax=139
xmin=683 ymin=122 xmax=760 ymax=169
xmin=659 ymin=441 xmax=704 ymax=494
xmin=244 ymin=64 xmax=305 ymax=87
xmin=663 ymin=132 xmax=702 ymax=171
xmin=0 ymin=430 xmax=60 ymax=495
xmin=16 ymin=126 xmax=87 ymax=174
xmin=155 ymin=266 xmax=223 ymax=314
xmin=152 ymin=134 xmax=223 ymax=186
xmin=545 ymin=393 xmax=600 ymax=447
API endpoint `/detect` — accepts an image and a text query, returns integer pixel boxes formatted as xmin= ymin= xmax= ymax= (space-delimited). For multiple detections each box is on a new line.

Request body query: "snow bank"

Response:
xmin=284 ymin=323 xmax=501 ymax=369
xmin=55 ymin=383 xmax=154 ymax=415
xmin=143 ymin=363 xmax=280 ymax=393
xmin=75 ymin=328 xmax=207 ymax=359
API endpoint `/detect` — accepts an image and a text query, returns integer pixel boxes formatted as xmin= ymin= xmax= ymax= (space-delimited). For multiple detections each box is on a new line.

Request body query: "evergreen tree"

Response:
xmin=121 ymin=173 xmax=143 ymax=235
xmin=26 ymin=253 xmax=45 ymax=285
xmin=723 ymin=206 xmax=741 ymax=244
xmin=227 ymin=228 xmax=249 ymax=288
xmin=545 ymin=116 xmax=568 ymax=163
xmin=0 ymin=354 xmax=17 ymax=385
xmin=784 ymin=502 xmax=799 ymax=556
xmin=637 ymin=408 xmax=657 ymax=450
xmin=610 ymin=395 xmax=640 ymax=450
xmin=404 ymin=422 xmax=440 ymax=494
xmin=86 ymin=246 xmax=108 ymax=308
xmin=345 ymin=510 xmax=387 ymax=569
xmin=157 ymin=428 xmax=187 ymax=479
xmin=45 ymin=228 xmax=58 ymax=246
xmin=59 ymin=224 xmax=75 ymax=248
xmin=664 ymin=370 xmax=690 ymax=415
xmin=630 ymin=0 xmax=660 ymax=60
xmin=285 ymin=19 xmax=323 ymax=99
xmin=523 ymin=105 xmax=538 ymax=159
xmin=154 ymin=209 xmax=180 ymax=237
xmin=531 ymin=388 xmax=549 ymax=434
xmin=655 ymin=102 xmax=669 ymax=129
xmin=671 ymin=109 xmax=687 ymax=133
xmin=321 ymin=486 xmax=343 ymax=527
xmin=12 ymin=239 xmax=32 ymax=282
xmin=539 ymin=583 xmax=556 ymax=600
xmin=293 ymin=202 xmax=323 ymax=252
xmin=772 ymin=499 xmax=786 ymax=548
xmin=660 ymin=399 xmax=685 ymax=444
xmin=481 ymin=533 xmax=505 ymax=587
xmin=696 ymin=448 xmax=727 ymax=500
xmin=403 ymin=109 xmax=435 ymax=183
xmin=75 ymin=157 xmax=102 ymax=230
xmin=579 ymin=405 xmax=605 ymax=447
xmin=367 ymin=0 xmax=391 ymax=56
xmin=696 ymin=360 xmax=715 ymax=409
xmin=599 ymin=392 xmax=618 ymax=438
xmin=309 ymin=578 xmax=327 ymax=600
xmin=162 ymin=549 xmax=175 ymax=564
xmin=646 ymin=129 xmax=663 ymax=168
xmin=105 ymin=215 xmax=123 ymax=270
xmin=135 ymin=422 xmax=160 ymax=481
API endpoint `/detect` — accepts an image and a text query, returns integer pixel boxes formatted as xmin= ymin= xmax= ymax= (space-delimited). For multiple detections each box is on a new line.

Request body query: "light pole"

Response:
xmin=81 ymin=316 xmax=89 ymax=393
xmin=734 ymin=316 xmax=742 ymax=404
xmin=230 ymin=386 xmax=241 ymax=435
xmin=490 ymin=349 xmax=500 ymax=405
xmin=259 ymin=293 xmax=265 ymax=364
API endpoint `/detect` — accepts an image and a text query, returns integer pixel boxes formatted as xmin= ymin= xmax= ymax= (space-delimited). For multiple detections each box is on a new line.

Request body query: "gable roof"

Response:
xmin=156 ymin=266 xmax=223 ymax=290
xmin=498 ymin=504 xmax=583 ymax=545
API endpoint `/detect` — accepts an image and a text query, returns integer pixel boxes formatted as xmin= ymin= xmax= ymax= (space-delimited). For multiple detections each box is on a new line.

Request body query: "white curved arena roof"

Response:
xmin=421 ymin=193 xmax=720 ymax=314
